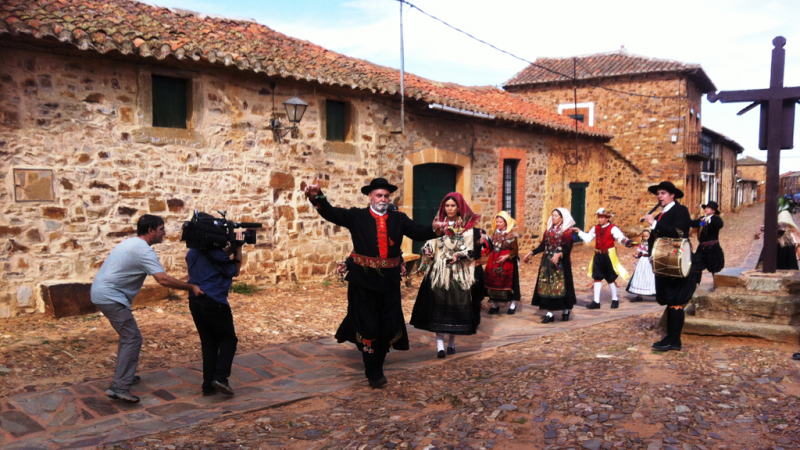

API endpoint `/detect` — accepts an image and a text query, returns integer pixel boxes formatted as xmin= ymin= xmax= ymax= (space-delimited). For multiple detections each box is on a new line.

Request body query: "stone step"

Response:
xmin=684 ymin=317 xmax=800 ymax=343
xmin=692 ymin=292 xmax=800 ymax=324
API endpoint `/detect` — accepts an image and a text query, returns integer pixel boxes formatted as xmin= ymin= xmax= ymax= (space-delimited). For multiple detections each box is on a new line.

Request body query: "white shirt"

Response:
xmin=576 ymin=222 xmax=628 ymax=244
xmin=651 ymin=201 xmax=675 ymax=230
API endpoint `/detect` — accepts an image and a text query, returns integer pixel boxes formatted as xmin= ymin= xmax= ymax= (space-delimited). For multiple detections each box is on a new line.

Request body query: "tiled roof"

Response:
xmin=503 ymin=49 xmax=716 ymax=93
xmin=780 ymin=171 xmax=800 ymax=178
xmin=737 ymin=156 xmax=767 ymax=166
xmin=702 ymin=127 xmax=744 ymax=153
xmin=0 ymin=0 xmax=611 ymax=139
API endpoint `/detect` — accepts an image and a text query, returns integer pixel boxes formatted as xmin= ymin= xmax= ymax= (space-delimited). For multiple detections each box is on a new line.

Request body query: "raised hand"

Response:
xmin=304 ymin=177 xmax=321 ymax=198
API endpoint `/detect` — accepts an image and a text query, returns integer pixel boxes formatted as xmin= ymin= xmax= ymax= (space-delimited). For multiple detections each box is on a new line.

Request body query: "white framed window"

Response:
xmin=558 ymin=102 xmax=594 ymax=126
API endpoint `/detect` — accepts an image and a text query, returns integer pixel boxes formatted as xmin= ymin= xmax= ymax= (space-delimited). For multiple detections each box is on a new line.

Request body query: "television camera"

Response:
xmin=181 ymin=210 xmax=262 ymax=250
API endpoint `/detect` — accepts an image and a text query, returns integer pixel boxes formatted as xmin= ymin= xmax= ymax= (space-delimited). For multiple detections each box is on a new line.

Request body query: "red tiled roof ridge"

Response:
xmin=0 ymin=0 xmax=612 ymax=139
xmin=504 ymin=48 xmax=715 ymax=93
xmin=737 ymin=156 xmax=766 ymax=166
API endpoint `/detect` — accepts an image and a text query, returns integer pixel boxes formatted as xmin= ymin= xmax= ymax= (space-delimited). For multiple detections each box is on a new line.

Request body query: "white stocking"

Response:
xmin=509 ymin=301 xmax=516 ymax=310
xmin=563 ymin=309 xmax=570 ymax=315
xmin=448 ymin=334 xmax=456 ymax=349
xmin=436 ymin=334 xmax=445 ymax=352
xmin=545 ymin=311 xmax=554 ymax=317
xmin=593 ymin=282 xmax=602 ymax=303
xmin=610 ymin=283 xmax=618 ymax=301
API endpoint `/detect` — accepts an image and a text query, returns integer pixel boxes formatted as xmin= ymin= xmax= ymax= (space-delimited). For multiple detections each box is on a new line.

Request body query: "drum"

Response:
xmin=651 ymin=238 xmax=692 ymax=278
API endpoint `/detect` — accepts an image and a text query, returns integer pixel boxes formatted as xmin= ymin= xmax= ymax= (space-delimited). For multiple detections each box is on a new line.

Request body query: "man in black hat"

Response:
xmin=689 ymin=201 xmax=725 ymax=286
xmin=304 ymin=177 xmax=445 ymax=388
xmin=641 ymin=181 xmax=697 ymax=352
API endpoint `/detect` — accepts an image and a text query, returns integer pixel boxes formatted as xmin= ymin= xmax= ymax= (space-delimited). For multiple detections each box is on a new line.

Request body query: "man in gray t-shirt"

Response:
xmin=92 ymin=214 xmax=204 ymax=403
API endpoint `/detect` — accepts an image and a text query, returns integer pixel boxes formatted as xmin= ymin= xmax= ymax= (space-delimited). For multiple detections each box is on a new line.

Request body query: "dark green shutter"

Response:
xmin=326 ymin=100 xmax=346 ymax=142
xmin=412 ymin=164 xmax=457 ymax=255
xmin=152 ymin=75 xmax=187 ymax=129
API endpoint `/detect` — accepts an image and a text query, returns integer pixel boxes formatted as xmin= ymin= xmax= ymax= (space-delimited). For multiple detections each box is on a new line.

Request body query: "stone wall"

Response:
xmin=507 ymin=74 xmax=709 ymax=219
xmin=0 ymin=45 xmax=611 ymax=317
xmin=737 ymin=164 xmax=767 ymax=203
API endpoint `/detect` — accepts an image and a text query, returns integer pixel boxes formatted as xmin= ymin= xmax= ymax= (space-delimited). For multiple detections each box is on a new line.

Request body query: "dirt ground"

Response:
xmin=0 ymin=203 xmax=766 ymax=400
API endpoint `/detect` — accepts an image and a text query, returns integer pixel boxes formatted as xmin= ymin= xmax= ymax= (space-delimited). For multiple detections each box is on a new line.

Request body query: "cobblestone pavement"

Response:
xmin=0 ymin=204 xmax=776 ymax=449
xmin=0 ymin=290 xmax=665 ymax=448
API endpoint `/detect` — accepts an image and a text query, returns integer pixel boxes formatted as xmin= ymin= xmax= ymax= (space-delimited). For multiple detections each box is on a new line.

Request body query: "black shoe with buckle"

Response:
xmin=611 ymin=300 xmax=619 ymax=309
xmin=368 ymin=376 xmax=388 ymax=388
xmin=446 ymin=347 xmax=456 ymax=355
xmin=586 ymin=302 xmax=600 ymax=309
xmin=561 ymin=312 xmax=570 ymax=322
xmin=488 ymin=306 xmax=500 ymax=315
xmin=541 ymin=314 xmax=554 ymax=324
xmin=437 ymin=350 xmax=446 ymax=359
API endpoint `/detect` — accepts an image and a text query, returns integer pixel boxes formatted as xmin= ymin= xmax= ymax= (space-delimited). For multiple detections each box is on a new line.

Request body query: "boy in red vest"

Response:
xmin=572 ymin=208 xmax=631 ymax=309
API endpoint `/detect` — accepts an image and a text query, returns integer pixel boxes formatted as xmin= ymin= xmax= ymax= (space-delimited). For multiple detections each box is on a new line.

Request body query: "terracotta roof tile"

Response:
xmin=504 ymin=49 xmax=716 ymax=93
xmin=737 ymin=156 xmax=766 ymax=166
xmin=0 ymin=0 xmax=611 ymax=138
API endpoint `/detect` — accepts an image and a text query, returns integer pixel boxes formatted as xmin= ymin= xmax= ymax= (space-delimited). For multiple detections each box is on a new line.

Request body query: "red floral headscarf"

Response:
xmin=435 ymin=192 xmax=480 ymax=231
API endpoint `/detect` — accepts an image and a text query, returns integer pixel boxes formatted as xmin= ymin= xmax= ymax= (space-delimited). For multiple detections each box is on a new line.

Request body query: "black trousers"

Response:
xmin=189 ymin=297 xmax=238 ymax=393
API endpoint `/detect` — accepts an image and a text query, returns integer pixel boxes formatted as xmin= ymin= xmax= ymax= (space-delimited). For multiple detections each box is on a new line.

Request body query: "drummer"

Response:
xmin=640 ymin=181 xmax=696 ymax=352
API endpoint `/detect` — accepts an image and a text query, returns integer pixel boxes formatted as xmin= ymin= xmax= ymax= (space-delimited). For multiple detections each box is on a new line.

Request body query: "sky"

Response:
xmin=148 ymin=0 xmax=800 ymax=172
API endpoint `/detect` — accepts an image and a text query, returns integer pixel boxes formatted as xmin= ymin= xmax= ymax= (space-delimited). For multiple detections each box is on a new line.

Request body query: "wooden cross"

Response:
xmin=708 ymin=36 xmax=800 ymax=273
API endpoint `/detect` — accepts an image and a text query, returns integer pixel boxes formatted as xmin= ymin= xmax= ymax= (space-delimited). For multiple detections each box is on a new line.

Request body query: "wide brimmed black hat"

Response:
xmin=361 ymin=177 xmax=398 ymax=195
xmin=702 ymin=201 xmax=721 ymax=215
xmin=648 ymin=181 xmax=684 ymax=199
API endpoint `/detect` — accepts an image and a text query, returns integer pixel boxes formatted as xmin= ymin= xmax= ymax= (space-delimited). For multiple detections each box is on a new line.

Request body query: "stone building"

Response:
xmin=779 ymin=171 xmax=800 ymax=196
xmin=0 ymin=0 xmax=631 ymax=317
xmin=503 ymin=49 xmax=721 ymax=223
xmin=699 ymin=127 xmax=743 ymax=213
xmin=736 ymin=156 xmax=767 ymax=204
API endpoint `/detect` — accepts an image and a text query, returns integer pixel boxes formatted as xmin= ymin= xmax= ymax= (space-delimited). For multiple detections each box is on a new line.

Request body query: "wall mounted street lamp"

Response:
xmin=271 ymin=94 xmax=308 ymax=141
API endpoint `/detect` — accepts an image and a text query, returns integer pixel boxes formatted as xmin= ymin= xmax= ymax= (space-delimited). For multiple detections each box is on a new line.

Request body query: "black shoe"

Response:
xmin=368 ymin=376 xmax=388 ymax=388
xmin=541 ymin=314 xmax=555 ymax=324
xmin=561 ymin=312 xmax=570 ymax=322
xmin=488 ymin=307 xmax=500 ymax=315
xmin=212 ymin=380 xmax=234 ymax=396
xmin=586 ymin=302 xmax=600 ymax=309
xmin=611 ymin=300 xmax=619 ymax=309
xmin=446 ymin=347 xmax=456 ymax=355
xmin=437 ymin=350 xmax=446 ymax=359
xmin=132 ymin=375 xmax=141 ymax=385
xmin=652 ymin=342 xmax=682 ymax=352
xmin=507 ymin=307 xmax=516 ymax=315
xmin=202 ymin=389 xmax=217 ymax=396
xmin=792 ymin=352 xmax=800 ymax=361
xmin=105 ymin=388 xmax=140 ymax=403
xmin=630 ymin=296 xmax=643 ymax=303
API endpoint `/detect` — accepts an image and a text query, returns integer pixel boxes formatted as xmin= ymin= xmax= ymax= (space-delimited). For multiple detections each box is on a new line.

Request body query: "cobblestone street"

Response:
xmin=3 ymin=203 xmax=799 ymax=450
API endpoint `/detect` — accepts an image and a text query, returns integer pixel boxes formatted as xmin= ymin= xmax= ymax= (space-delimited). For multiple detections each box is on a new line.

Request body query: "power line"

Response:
xmin=397 ymin=0 xmax=687 ymax=100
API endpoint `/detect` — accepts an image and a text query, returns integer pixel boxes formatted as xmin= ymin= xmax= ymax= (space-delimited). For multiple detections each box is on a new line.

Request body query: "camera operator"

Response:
xmin=185 ymin=213 xmax=244 ymax=397
xmin=92 ymin=215 xmax=204 ymax=404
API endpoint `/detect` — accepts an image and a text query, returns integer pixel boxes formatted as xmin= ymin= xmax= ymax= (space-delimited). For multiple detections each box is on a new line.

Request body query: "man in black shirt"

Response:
xmin=304 ymin=177 xmax=445 ymax=388
xmin=641 ymin=181 xmax=697 ymax=352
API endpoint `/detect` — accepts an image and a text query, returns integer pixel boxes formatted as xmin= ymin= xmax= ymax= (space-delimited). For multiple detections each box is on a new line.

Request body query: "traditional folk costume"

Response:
xmin=575 ymin=208 xmax=630 ymax=309
xmin=626 ymin=232 xmax=656 ymax=298
xmin=756 ymin=209 xmax=800 ymax=270
xmin=411 ymin=193 xmax=481 ymax=358
xmin=689 ymin=201 xmax=725 ymax=285
xmin=484 ymin=211 xmax=521 ymax=315
xmin=648 ymin=181 xmax=697 ymax=352
xmin=307 ymin=178 xmax=438 ymax=387
xmin=530 ymin=208 xmax=577 ymax=322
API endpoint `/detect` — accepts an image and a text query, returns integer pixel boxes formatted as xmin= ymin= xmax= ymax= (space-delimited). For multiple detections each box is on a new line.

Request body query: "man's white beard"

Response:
xmin=371 ymin=201 xmax=388 ymax=213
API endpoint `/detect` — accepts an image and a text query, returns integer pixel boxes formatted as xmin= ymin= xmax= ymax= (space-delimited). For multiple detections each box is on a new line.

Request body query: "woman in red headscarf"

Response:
xmin=410 ymin=192 xmax=487 ymax=359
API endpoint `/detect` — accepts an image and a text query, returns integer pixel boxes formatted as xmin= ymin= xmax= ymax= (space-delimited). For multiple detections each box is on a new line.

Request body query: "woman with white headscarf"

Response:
xmin=524 ymin=208 xmax=577 ymax=323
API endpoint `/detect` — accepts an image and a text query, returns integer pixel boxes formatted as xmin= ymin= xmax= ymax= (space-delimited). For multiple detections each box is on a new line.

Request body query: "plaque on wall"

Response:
xmin=14 ymin=168 xmax=55 ymax=202
xmin=472 ymin=174 xmax=485 ymax=193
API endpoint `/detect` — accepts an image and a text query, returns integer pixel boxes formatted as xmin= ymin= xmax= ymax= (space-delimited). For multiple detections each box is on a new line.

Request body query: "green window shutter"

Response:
xmin=152 ymin=75 xmax=188 ymax=129
xmin=326 ymin=100 xmax=346 ymax=142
